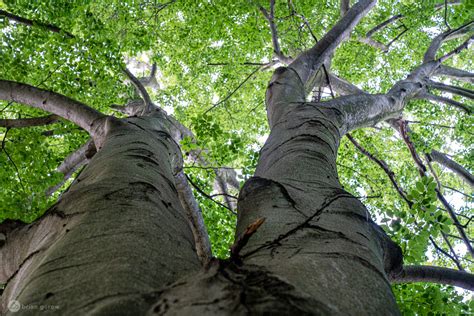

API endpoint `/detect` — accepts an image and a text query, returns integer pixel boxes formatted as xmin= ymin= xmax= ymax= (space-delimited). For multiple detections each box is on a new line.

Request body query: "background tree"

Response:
xmin=0 ymin=0 xmax=472 ymax=314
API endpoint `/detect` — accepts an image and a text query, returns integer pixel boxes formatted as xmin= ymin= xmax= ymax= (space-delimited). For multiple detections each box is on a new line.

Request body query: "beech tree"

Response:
xmin=0 ymin=0 xmax=473 ymax=314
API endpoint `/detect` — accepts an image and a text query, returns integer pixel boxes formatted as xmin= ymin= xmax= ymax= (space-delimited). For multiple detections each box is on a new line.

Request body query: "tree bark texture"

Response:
xmin=1 ymin=111 xmax=201 ymax=315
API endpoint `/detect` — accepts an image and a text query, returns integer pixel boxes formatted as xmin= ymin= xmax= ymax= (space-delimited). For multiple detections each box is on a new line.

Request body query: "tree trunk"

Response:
xmin=1 ymin=70 xmax=404 ymax=315
xmin=1 ymin=111 xmax=201 ymax=315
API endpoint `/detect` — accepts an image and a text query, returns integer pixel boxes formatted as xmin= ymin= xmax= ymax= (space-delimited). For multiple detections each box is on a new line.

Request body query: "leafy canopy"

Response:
xmin=0 ymin=0 xmax=472 ymax=313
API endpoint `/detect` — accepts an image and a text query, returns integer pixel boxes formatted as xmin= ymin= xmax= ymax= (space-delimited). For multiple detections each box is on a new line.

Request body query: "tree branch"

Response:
xmin=259 ymin=0 xmax=292 ymax=64
xmin=429 ymin=150 xmax=474 ymax=188
xmin=289 ymin=0 xmax=376 ymax=94
xmin=427 ymin=80 xmax=474 ymax=99
xmin=438 ymin=35 xmax=473 ymax=63
xmin=424 ymin=22 xmax=473 ymax=63
xmin=46 ymin=139 xmax=96 ymax=196
xmin=185 ymin=173 xmax=237 ymax=215
xmin=435 ymin=65 xmax=474 ymax=83
xmin=392 ymin=119 xmax=474 ymax=257
xmin=346 ymin=134 xmax=412 ymax=206
xmin=175 ymin=172 xmax=212 ymax=264
xmin=0 ymin=114 xmax=59 ymax=128
xmin=0 ymin=80 xmax=107 ymax=141
xmin=417 ymin=91 xmax=472 ymax=114
xmin=0 ymin=10 xmax=73 ymax=38
xmin=366 ymin=14 xmax=403 ymax=38
xmin=340 ymin=0 xmax=350 ymax=17
xmin=122 ymin=67 xmax=155 ymax=113
xmin=391 ymin=265 xmax=474 ymax=290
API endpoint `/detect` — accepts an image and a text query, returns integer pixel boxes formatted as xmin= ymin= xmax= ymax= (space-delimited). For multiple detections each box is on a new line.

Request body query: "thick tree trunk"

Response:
xmin=1 ymin=94 xmax=402 ymax=315
xmin=1 ymin=111 xmax=201 ymax=315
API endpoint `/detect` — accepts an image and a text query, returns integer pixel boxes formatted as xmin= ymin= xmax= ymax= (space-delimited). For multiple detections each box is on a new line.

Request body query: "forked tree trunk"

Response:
xmin=1 ymin=74 xmax=402 ymax=315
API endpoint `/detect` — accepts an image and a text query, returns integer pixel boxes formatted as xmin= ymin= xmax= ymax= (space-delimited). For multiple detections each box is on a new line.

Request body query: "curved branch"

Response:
xmin=259 ymin=0 xmax=292 ymax=64
xmin=0 ymin=114 xmax=59 ymax=128
xmin=122 ymin=67 xmax=154 ymax=113
xmin=0 ymin=80 xmax=107 ymax=140
xmin=430 ymin=150 xmax=474 ymax=188
xmin=346 ymin=134 xmax=412 ymax=206
xmin=391 ymin=265 xmax=474 ymax=291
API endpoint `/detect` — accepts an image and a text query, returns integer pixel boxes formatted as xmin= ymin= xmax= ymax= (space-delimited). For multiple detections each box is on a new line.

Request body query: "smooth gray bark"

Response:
xmin=0 ymin=80 xmax=107 ymax=145
xmin=430 ymin=150 xmax=474 ymax=188
xmin=1 ymin=111 xmax=201 ymax=315
xmin=2 ymin=1 xmax=473 ymax=315
xmin=391 ymin=265 xmax=474 ymax=290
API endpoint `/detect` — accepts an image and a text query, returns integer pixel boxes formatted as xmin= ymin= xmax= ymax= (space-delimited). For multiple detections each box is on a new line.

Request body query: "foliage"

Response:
xmin=0 ymin=0 xmax=472 ymax=314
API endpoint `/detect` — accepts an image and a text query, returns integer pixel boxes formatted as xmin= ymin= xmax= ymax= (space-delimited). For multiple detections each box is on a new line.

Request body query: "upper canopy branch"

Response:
xmin=0 ymin=9 xmax=73 ymax=38
xmin=259 ymin=0 xmax=292 ymax=65
xmin=424 ymin=22 xmax=473 ymax=63
xmin=288 ymin=0 xmax=376 ymax=95
xmin=0 ymin=80 xmax=107 ymax=141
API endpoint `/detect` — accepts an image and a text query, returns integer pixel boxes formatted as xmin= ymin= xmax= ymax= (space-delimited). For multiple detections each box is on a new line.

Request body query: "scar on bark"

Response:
xmin=230 ymin=217 xmax=266 ymax=263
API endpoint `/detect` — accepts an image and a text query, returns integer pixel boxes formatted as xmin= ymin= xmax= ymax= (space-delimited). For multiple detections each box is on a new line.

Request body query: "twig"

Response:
xmin=1 ymin=128 xmax=26 ymax=192
xmin=185 ymin=173 xmax=237 ymax=215
xmin=203 ymin=66 xmax=261 ymax=115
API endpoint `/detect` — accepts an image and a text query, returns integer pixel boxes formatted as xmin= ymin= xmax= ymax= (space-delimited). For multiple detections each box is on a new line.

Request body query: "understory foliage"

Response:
xmin=0 ymin=0 xmax=472 ymax=313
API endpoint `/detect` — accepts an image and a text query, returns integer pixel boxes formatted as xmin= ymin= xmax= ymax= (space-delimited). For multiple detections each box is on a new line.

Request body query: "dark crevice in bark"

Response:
xmin=3 ymin=250 xmax=42 ymax=289
xmin=149 ymin=262 xmax=334 ymax=315
xmin=304 ymin=223 xmax=366 ymax=246
xmin=242 ymin=191 xmax=352 ymax=258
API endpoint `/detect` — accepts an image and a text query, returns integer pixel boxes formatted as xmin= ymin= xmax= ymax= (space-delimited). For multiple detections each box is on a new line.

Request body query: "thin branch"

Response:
xmin=443 ymin=185 xmax=473 ymax=199
xmin=346 ymin=134 xmax=412 ymax=206
xmin=391 ymin=265 xmax=474 ymax=290
xmin=185 ymin=173 xmax=237 ymax=215
xmin=438 ymin=35 xmax=473 ymax=63
xmin=435 ymin=65 xmax=474 ymax=83
xmin=427 ymin=80 xmax=474 ymax=99
xmin=175 ymin=172 xmax=212 ymax=264
xmin=340 ymin=0 xmax=350 ymax=17
xmin=366 ymin=14 xmax=403 ymax=38
xmin=443 ymin=0 xmax=451 ymax=30
xmin=288 ymin=0 xmax=318 ymax=43
xmin=393 ymin=119 xmax=474 ymax=257
xmin=0 ymin=10 xmax=73 ymax=38
xmin=430 ymin=236 xmax=464 ymax=270
xmin=46 ymin=139 xmax=96 ymax=196
xmin=418 ymin=91 xmax=472 ymax=114
xmin=1 ymin=128 xmax=26 ymax=192
xmin=437 ymin=192 xmax=474 ymax=257
xmin=122 ymin=67 xmax=154 ymax=113
xmin=424 ymin=21 xmax=473 ymax=63
xmin=203 ymin=66 xmax=261 ymax=115
xmin=259 ymin=0 xmax=292 ymax=64
xmin=0 ymin=114 xmax=59 ymax=128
